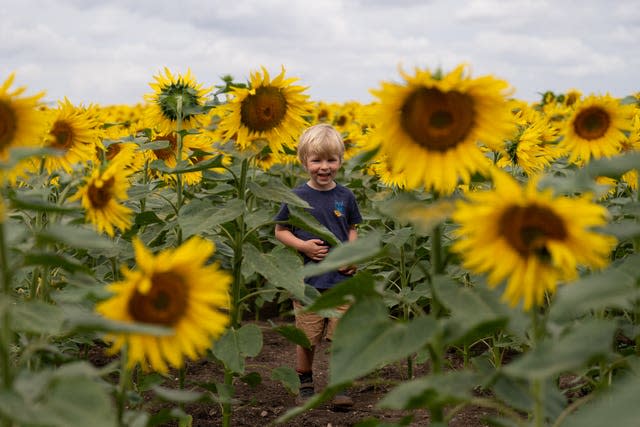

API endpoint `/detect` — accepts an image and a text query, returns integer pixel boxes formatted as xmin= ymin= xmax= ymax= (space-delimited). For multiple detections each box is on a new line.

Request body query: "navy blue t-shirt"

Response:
xmin=274 ymin=182 xmax=363 ymax=289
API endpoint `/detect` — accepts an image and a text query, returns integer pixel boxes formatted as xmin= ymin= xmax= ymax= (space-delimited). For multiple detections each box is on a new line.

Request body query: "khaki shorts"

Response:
xmin=293 ymin=300 xmax=350 ymax=347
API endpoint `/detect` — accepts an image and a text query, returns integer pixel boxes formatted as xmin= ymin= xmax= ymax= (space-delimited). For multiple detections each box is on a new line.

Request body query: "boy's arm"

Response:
xmin=275 ymin=224 xmax=329 ymax=262
xmin=347 ymin=225 xmax=358 ymax=242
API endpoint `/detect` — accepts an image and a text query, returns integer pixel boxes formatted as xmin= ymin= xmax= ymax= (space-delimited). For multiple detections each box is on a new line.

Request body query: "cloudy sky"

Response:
xmin=2 ymin=0 xmax=638 ymax=106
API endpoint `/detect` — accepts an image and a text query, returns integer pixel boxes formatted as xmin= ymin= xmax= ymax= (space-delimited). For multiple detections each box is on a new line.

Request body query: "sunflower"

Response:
xmin=311 ymin=101 xmax=335 ymax=124
xmin=216 ymin=66 xmax=313 ymax=154
xmin=369 ymin=154 xmax=408 ymax=189
xmin=180 ymin=131 xmax=232 ymax=184
xmin=96 ymin=236 xmax=231 ymax=373
xmin=103 ymin=141 xmax=145 ymax=173
xmin=452 ymin=171 xmax=616 ymax=310
xmin=537 ymin=89 xmax=582 ymax=120
xmin=619 ymin=113 xmax=640 ymax=190
xmin=99 ymin=103 xmax=146 ymax=141
xmin=0 ymin=73 xmax=46 ymax=183
xmin=594 ymin=176 xmax=618 ymax=199
xmin=70 ymin=155 xmax=134 ymax=237
xmin=252 ymin=145 xmax=289 ymax=171
xmin=144 ymin=68 xmax=211 ymax=135
xmin=560 ymin=94 xmax=635 ymax=163
xmin=499 ymin=105 xmax=563 ymax=175
xmin=369 ymin=64 xmax=515 ymax=194
xmin=143 ymin=131 xmax=199 ymax=184
xmin=42 ymin=98 xmax=103 ymax=174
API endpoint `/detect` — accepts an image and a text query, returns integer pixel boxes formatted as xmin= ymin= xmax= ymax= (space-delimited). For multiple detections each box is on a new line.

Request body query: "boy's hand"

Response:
xmin=338 ymin=265 xmax=357 ymax=276
xmin=300 ymin=239 xmax=329 ymax=261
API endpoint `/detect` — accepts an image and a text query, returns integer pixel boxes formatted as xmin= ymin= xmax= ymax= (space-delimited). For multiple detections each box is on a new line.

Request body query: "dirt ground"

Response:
xmin=139 ymin=320 xmax=495 ymax=427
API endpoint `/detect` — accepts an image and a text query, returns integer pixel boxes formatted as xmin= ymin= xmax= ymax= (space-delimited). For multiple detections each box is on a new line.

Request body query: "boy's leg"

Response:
xmin=293 ymin=300 xmax=325 ymax=403
xmin=324 ymin=303 xmax=351 ymax=342
xmin=296 ymin=345 xmax=314 ymax=373
xmin=293 ymin=300 xmax=326 ymax=368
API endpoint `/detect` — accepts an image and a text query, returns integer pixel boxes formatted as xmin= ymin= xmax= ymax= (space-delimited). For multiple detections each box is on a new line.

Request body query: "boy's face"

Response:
xmin=304 ymin=153 xmax=341 ymax=190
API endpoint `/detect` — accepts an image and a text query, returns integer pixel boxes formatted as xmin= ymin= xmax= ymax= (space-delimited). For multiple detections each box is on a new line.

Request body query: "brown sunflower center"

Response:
xmin=240 ymin=86 xmax=288 ymax=132
xmin=0 ymin=100 xmax=17 ymax=151
xmin=400 ymin=88 xmax=475 ymax=152
xmin=499 ymin=204 xmax=568 ymax=260
xmin=87 ymin=176 xmax=115 ymax=209
xmin=128 ymin=271 xmax=188 ymax=326
xmin=152 ymin=134 xmax=177 ymax=160
xmin=105 ymin=143 xmax=122 ymax=161
xmin=573 ymin=107 xmax=610 ymax=140
xmin=317 ymin=108 xmax=329 ymax=122
xmin=49 ymin=121 xmax=74 ymax=151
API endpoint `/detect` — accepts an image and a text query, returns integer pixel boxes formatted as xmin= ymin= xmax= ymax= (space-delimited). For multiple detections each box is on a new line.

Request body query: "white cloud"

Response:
xmin=1 ymin=0 xmax=636 ymax=105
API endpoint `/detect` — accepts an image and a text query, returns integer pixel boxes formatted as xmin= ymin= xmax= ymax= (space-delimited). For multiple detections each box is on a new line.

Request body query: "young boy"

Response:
xmin=274 ymin=123 xmax=362 ymax=409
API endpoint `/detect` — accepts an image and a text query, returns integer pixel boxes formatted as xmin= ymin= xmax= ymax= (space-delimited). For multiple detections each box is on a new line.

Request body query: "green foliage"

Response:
xmin=1 ymin=94 xmax=639 ymax=427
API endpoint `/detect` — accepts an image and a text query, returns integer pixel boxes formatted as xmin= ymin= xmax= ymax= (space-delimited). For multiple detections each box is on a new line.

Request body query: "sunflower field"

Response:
xmin=0 ymin=64 xmax=639 ymax=427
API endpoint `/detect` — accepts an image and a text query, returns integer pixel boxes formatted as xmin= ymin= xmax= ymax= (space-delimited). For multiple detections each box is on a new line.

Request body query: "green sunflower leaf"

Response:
xmin=286 ymin=206 xmax=339 ymax=246
xmin=10 ymin=300 xmax=65 ymax=335
xmin=562 ymin=375 xmax=640 ymax=427
xmin=211 ymin=324 xmax=263 ymax=374
xmin=301 ymin=231 xmax=382 ymax=278
xmin=36 ymin=224 xmax=116 ymax=250
xmin=269 ymin=323 xmax=312 ymax=349
xmin=549 ymin=253 xmax=640 ymax=322
xmin=502 ymin=318 xmax=617 ymax=380
xmin=178 ymin=198 xmax=244 ymax=238
xmin=270 ymin=366 xmax=300 ymax=395
xmin=23 ymin=252 xmax=90 ymax=273
xmin=329 ymin=297 xmax=438 ymax=386
xmin=377 ymin=371 xmax=481 ymax=410
xmin=247 ymin=180 xmax=311 ymax=208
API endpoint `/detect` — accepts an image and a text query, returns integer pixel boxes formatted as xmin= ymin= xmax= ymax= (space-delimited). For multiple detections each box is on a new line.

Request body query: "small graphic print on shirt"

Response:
xmin=334 ymin=200 xmax=345 ymax=217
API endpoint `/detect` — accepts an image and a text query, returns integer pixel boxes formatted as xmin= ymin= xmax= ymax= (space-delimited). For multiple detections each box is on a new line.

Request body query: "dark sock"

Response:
xmin=298 ymin=371 xmax=313 ymax=384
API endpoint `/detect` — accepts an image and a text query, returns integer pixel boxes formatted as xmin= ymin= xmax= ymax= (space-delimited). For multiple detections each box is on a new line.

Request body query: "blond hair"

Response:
xmin=297 ymin=124 xmax=345 ymax=164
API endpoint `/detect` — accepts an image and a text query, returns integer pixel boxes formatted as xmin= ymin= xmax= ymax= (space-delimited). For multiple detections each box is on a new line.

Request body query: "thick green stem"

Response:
xmin=0 ymin=221 xmax=14 ymax=395
xmin=431 ymin=223 xmax=443 ymax=275
xmin=429 ymin=222 xmax=444 ymax=317
xmin=462 ymin=342 xmax=470 ymax=369
xmin=221 ymin=368 xmax=234 ymax=427
xmin=532 ymin=379 xmax=543 ymax=427
xmin=230 ymin=158 xmax=249 ymax=328
xmin=175 ymin=96 xmax=184 ymax=245
xmin=222 ymin=157 xmax=250 ymax=427
xmin=399 ymin=245 xmax=414 ymax=379
xmin=117 ymin=348 xmax=132 ymax=427
xmin=530 ymin=309 xmax=545 ymax=427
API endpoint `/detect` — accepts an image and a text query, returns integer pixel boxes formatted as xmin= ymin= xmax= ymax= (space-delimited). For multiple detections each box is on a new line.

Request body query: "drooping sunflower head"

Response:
xmin=96 ymin=237 xmax=231 ymax=372
xmin=369 ymin=64 xmax=515 ymax=194
xmin=452 ymin=171 xmax=616 ymax=310
xmin=560 ymin=94 xmax=635 ymax=164
xmin=216 ymin=66 xmax=313 ymax=154
xmin=144 ymin=67 xmax=211 ymax=135
xmin=42 ymin=98 xmax=104 ymax=174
